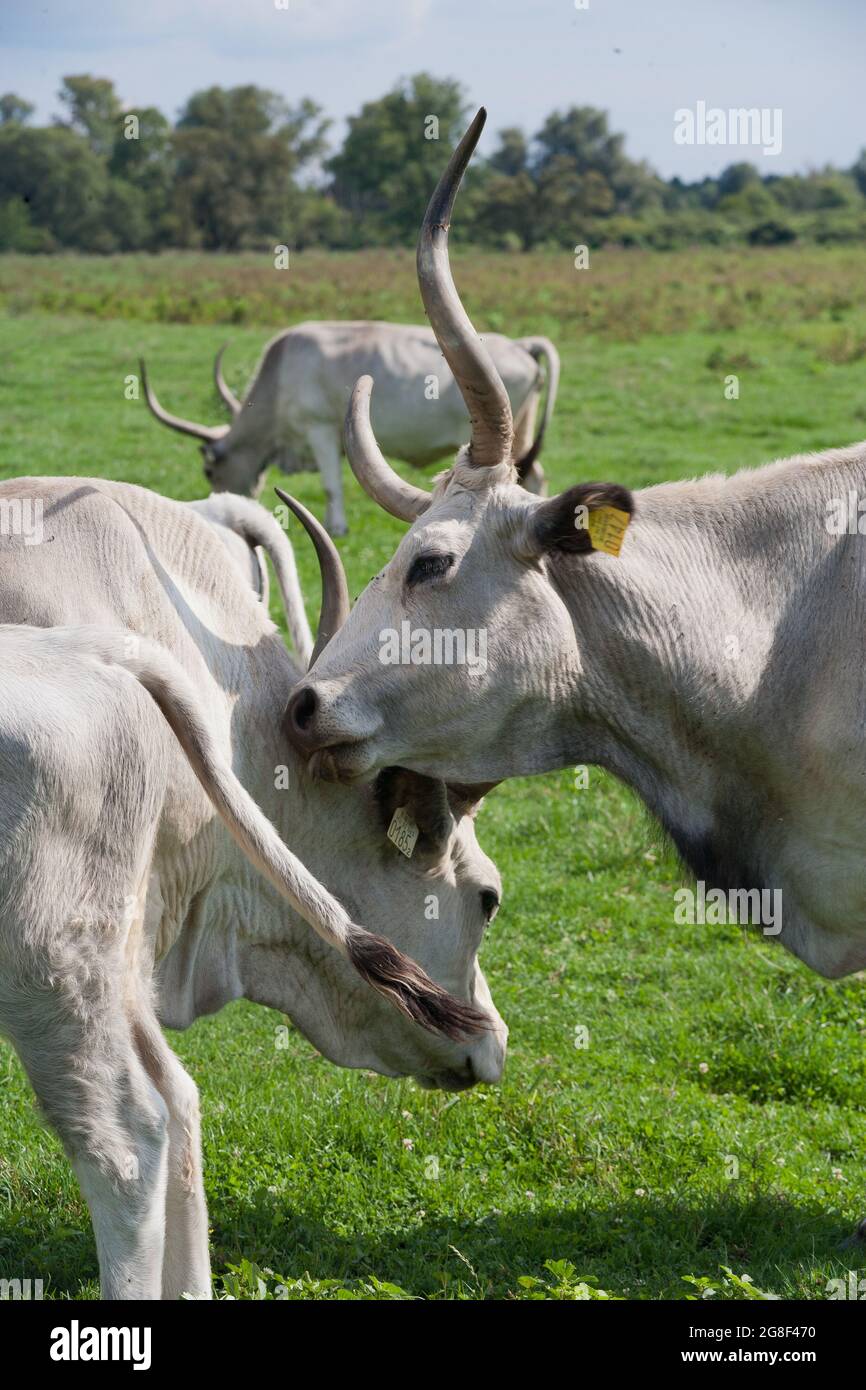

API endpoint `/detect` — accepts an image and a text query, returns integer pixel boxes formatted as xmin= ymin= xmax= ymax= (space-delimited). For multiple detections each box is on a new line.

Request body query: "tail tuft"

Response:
xmin=347 ymin=930 xmax=490 ymax=1040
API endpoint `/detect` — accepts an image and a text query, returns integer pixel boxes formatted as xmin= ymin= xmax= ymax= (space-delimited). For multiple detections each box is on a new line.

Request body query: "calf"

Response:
xmin=0 ymin=481 xmax=506 ymax=1297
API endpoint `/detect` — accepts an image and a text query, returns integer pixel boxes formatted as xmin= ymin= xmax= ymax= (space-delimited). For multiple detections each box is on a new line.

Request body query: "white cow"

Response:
xmin=0 ymin=480 xmax=506 ymax=1299
xmin=140 ymin=321 xmax=559 ymax=534
xmin=286 ymin=114 xmax=866 ymax=1016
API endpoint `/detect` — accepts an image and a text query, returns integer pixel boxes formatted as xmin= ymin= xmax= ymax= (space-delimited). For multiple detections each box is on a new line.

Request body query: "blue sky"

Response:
xmin=1 ymin=0 xmax=863 ymax=179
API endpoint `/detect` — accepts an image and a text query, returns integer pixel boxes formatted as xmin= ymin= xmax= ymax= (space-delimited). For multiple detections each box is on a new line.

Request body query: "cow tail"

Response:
xmin=195 ymin=495 xmax=314 ymax=664
xmin=513 ymin=336 xmax=561 ymax=477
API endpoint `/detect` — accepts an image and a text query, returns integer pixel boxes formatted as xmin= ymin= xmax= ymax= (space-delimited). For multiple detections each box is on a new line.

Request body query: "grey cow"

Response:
xmin=141 ymin=320 xmax=559 ymax=534
xmin=287 ymin=111 xmax=866 ymax=1013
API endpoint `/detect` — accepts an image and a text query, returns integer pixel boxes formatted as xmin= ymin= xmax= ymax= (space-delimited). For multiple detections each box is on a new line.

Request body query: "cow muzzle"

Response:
xmin=284 ymin=682 xmax=380 ymax=783
xmin=285 ymin=684 xmax=320 ymax=749
xmin=416 ymin=1024 xmax=507 ymax=1092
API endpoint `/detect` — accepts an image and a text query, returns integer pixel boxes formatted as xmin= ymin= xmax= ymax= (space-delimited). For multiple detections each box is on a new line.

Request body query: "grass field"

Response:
xmin=1 ymin=247 xmax=866 ymax=1300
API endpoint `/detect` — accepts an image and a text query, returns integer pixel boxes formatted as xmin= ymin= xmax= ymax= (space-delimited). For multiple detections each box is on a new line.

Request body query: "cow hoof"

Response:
xmin=327 ymin=522 xmax=349 ymax=538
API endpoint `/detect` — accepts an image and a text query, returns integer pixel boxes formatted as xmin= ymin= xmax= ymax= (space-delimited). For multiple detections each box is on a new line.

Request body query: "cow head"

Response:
xmin=282 ymin=110 xmax=633 ymax=787
xmin=232 ymin=758 xmax=508 ymax=1090
xmin=139 ymin=349 xmax=270 ymax=497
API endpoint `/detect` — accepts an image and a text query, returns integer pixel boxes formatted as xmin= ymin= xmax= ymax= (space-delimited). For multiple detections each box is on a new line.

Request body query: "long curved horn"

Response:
xmin=139 ymin=359 xmax=227 ymax=444
xmin=417 ymin=108 xmax=513 ymax=469
xmin=274 ymin=488 xmax=350 ymax=667
xmin=344 ymin=376 xmax=431 ymax=523
xmin=214 ymin=343 xmax=242 ymax=417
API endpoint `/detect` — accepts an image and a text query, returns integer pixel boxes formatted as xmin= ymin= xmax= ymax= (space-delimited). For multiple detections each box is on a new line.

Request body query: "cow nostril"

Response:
xmin=290 ymin=685 xmax=318 ymax=735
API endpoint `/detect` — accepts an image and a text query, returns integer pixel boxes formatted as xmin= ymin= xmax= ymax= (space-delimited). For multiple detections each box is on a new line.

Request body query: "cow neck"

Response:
xmin=546 ymin=481 xmax=799 ymax=879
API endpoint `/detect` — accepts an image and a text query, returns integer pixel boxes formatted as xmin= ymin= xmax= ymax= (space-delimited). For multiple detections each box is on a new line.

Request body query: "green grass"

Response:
xmin=1 ymin=247 xmax=866 ymax=1300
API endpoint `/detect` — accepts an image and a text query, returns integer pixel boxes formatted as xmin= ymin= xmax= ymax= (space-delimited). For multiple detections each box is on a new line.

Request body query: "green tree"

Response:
xmin=109 ymin=106 xmax=173 ymax=247
xmin=534 ymin=154 xmax=616 ymax=241
xmin=717 ymin=162 xmax=760 ymax=199
xmin=329 ymin=74 xmax=469 ymax=243
xmin=771 ymin=170 xmax=858 ymax=210
xmin=0 ymin=197 xmax=51 ymax=251
xmin=0 ymin=124 xmax=110 ymax=249
xmin=470 ymin=127 xmax=534 ymax=248
xmin=530 ymin=106 xmax=662 ymax=237
xmin=56 ymin=75 xmax=123 ymax=157
xmin=472 ymin=169 xmax=537 ymax=249
xmin=489 ymin=127 xmax=529 ymax=177
xmin=171 ymin=86 xmax=328 ymax=249
xmin=717 ymin=182 xmax=778 ymax=221
xmin=534 ymin=107 xmax=624 ymax=176
xmin=0 ymin=93 xmax=35 ymax=126
xmin=102 ymin=180 xmax=151 ymax=250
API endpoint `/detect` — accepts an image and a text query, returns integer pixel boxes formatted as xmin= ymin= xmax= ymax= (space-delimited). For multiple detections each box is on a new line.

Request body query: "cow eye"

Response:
xmin=406 ymin=553 xmax=454 ymax=587
xmin=480 ymin=888 xmax=500 ymax=922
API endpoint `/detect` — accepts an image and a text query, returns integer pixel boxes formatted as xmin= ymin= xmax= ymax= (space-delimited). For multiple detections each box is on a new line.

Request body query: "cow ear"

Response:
xmin=375 ymin=768 xmax=455 ymax=860
xmin=528 ymin=483 xmax=634 ymax=556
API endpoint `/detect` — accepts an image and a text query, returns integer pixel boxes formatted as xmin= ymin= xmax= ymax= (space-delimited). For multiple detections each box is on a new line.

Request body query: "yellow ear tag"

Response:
xmin=586 ymin=505 xmax=631 ymax=557
xmin=388 ymin=806 xmax=419 ymax=859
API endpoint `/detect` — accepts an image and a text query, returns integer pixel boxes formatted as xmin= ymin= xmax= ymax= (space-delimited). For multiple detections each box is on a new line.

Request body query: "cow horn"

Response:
xmin=274 ymin=488 xmax=350 ymax=667
xmin=344 ymin=376 xmax=431 ymax=523
xmin=214 ymin=343 xmax=242 ymax=417
xmin=139 ymin=359 xmax=227 ymax=444
xmin=417 ymin=108 xmax=513 ymax=470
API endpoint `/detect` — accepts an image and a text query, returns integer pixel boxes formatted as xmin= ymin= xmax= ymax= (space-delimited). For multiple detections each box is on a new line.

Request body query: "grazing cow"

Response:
xmin=285 ymin=110 xmax=866 ymax=997
xmin=140 ymin=320 xmax=559 ymax=534
xmin=0 ymin=481 xmax=506 ymax=1298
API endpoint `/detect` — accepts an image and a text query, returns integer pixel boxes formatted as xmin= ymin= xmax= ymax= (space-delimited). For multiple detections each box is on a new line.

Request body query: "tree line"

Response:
xmin=1 ymin=73 xmax=864 ymax=254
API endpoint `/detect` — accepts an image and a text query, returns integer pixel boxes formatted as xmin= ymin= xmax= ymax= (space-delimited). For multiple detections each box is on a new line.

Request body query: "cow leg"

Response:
xmin=8 ymin=997 xmax=170 ymax=1299
xmin=131 ymin=1012 xmax=212 ymax=1300
xmin=308 ymin=424 xmax=348 ymax=536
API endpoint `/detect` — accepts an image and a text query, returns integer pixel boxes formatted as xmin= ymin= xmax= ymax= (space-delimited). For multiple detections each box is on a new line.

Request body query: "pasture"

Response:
xmin=1 ymin=246 xmax=866 ymax=1300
